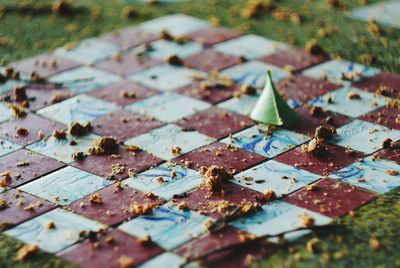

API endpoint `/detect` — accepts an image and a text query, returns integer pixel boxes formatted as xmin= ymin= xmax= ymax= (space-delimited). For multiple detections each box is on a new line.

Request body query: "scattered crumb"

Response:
xmin=347 ymin=92 xmax=361 ymax=100
xmin=202 ymin=165 xmax=232 ymax=191
xmin=300 ymin=212 xmax=315 ymax=227
xmin=171 ymin=146 xmax=182 ymax=155
xmin=52 ymin=129 xmax=67 ymax=139
xmin=369 ymin=237 xmax=381 ymax=251
xmin=88 ymin=136 xmax=118 ymax=155
xmin=264 ymin=189 xmax=277 ymax=201
xmin=305 ymin=39 xmax=326 ymax=56
xmin=0 ymin=199 xmax=9 ymax=210
xmin=165 ymin=54 xmax=183 ymax=66
xmin=69 ymin=122 xmax=92 ymax=136
xmin=8 ymin=103 xmax=27 ymax=118
xmin=15 ymin=244 xmax=38 ymax=261
xmin=240 ymin=84 xmax=257 ymax=95
xmin=89 ymin=193 xmax=103 ymax=204
xmin=118 ymin=255 xmax=135 ymax=268
xmin=45 ymin=221 xmax=56 ymax=229
xmin=16 ymin=127 xmax=29 ymax=136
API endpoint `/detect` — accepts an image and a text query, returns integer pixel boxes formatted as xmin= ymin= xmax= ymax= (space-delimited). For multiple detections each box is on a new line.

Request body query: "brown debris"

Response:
xmin=202 ymin=165 xmax=232 ymax=192
xmin=71 ymin=151 xmax=86 ymax=161
xmin=347 ymin=92 xmax=361 ymax=100
xmin=88 ymin=136 xmax=118 ymax=155
xmin=130 ymin=203 xmax=156 ymax=215
xmin=52 ymin=129 xmax=67 ymax=139
xmin=8 ymin=103 xmax=27 ymax=119
xmin=171 ymin=146 xmax=182 ymax=155
xmin=310 ymin=106 xmax=326 ymax=117
xmin=16 ymin=127 xmax=29 ymax=136
xmin=240 ymin=84 xmax=257 ymax=95
xmin=369 ymin=237 xmax=381 ymax=251
xmin=45 ymin=221 xmax=56 ymax=229
xmin=89 ymin=193 xmax=103 ymax=204
xmin=165 ymin=54 xmax=183 ymax=66
xmin=13 ymin=86 xmax=28 ymax=102
xmin=305 ymin=39 xmax=326 ymax=56
xmin=241 ymin=0 xmax=274 ymax=18
xmin=302 ymin=138 xmax=328 ymax=157
xmin=50 ymin=91 xmax=74 ymax=104
xmin=52 ymin=0 xmax=72 ymax=14
xmin=301 ymin=212 xmax=315 ymax=227
xmin=314 ymin=126 xmax=336 ymax=141
xmin=0 ymin=199 xmax=9 ymax=210
xmin=118 ymin=255 xmax=135 ymax=268
xmin=264 ymin=189 xmax=277 ymax=201
xmin=69 ymin=122 xmax=92 ymax=136
xmin=15 ymin=244 xmax=38 ymax=261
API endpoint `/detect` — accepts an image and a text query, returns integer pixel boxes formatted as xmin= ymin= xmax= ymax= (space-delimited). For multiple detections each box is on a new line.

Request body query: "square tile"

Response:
xmin=175 ymin=181 xmax=266 ymax=219
xmin=233 ymin=160 xmax=320 ymax=196
xmin=55 ymin=38 xmax=119 ymax=64
xmin=72 ymin=145 xmax=164 ymax=180
xmin=5 ymin=208 xmax=103 ymax=253
xmin=185 ymin=49 xmax=243 ymax=73
xmin=351 ymin=1 xmax=400 ymax=28
xmin=289 ymin=105 xmax=350 ymax=136
xmin=284 ymin=178 xmax=377 ymax=218
xmin=186 ymin=26 xmax=242 ymax=46
xmin=275 ymin=143 xmax=365 ymax=176
xmin=221 ymin=125 xmax=310 ymax=158
xmin=333 ymin=119 xmax=400 ymax=154
xmin=176 ymin=81 xmax=240 ymax=105
xmin=60 ymin=229 xmax=163 ymax=268
xmin=177 ymin=107 xmax=254 ymax=139
xmin=361 ymin=106 xmax=400 ymax=130
xmin=127 ymin=92 xmax=211 ymax=123
xmin=119 ymin=203 xmax=210 ymax=250
xmin=88 ymin=80 xmax=158 ymax=106
xmin=0 ymin=113 xmax=66 ymax=146
xmin=0 ymin=189 xmax=56 ymax=231
xmin=91 ymin=110 xmax=164 ymax=142
xmin=0 ymin=149 xmax=65 ymax=189
xmin=0 ymin=102 xmax=14 ymax=123
xmin=10 ymin=53 xmax=80 ymax=77
xmin=261 ymin=48 xmax=329 ymax=73
xmin=330 ymin=156 xmax=400 ymax=194
xmin=20 ymin=166 xmax=112 ymax=205
xmin=276 ymin=75 xmax=340 ymax=106
xmin=27 ymin=133 xmax=100 ymax=164
xmin=129 ymin=64 xmax=202 ymax=92
xmin=100 ymin=27 xmax=159 ymax=50
xmin=139 ymin=252 xmax=185 ymax=268
xmin=308 ymin=87 xmax=387 ymax=118
xmin=0 ymin=138 xmax=21 ymax=158
xmin=95 ymin=54 xmax=161 ymax=76
xmin=125 ymin=124 xmax=214 ymax=160
xmin=221 ymin=61 xmax=290 ymax=88
xmin=140 ymin=14 xmax=210 ymax=35
xmin=37 ymin=94 xmax=120 ymax=125
xmin=123 ymin=163 xmax=202 ymax=200
xmin=49 ymin=66 xmax=121 ymax=94
xmin=352 ymin=72 xmax=400 ymax=99
xmin=303 ymin=59 xmax=380 ymax=85
xmin=377 ymin=141 xmax=400 ymax=164
xmin=145 ymin=40 xmax=203 ymax=60
xmin=231 ymin=201 xmax=331 ymax=240
xmin=217 ymin=93 xmax=260 ymax=116
xmin=172 ymin=141 xmax=266 ymax=174
xmin=215 ymin=34 xmax=288 ymax=60
xmin=68 ymin=183 xmax=164 ymax=225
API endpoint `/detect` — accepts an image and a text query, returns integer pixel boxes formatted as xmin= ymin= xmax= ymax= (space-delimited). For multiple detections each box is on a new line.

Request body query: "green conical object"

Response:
xmin=250 ymin=70 xmax=299 ymax=127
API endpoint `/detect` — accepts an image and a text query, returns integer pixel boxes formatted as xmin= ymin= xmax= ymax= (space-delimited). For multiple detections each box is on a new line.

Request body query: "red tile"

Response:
xmin=172 ymin=142 xmax=266 ymax=174
xmin=353 ymin=72 xmax=400 ymax=99
xmin=186 ymin=27 xmax=242 ymax=46
xmin=72 ymin=145 xmax=164 ymax=180
xmin=95 ymin=54 xmax=161 ymax=76
xmin=10 ymin=53 xmax=80 ymax=77
xmin=360 ymin=106 xmax=400 ymax=130
xmin=176 ymin=81 xmax=240 ymax=105
xmin=175 ymin=182 xmax=266 ymax=219
xmin=275 ymin=143 xmax=364 ymax=176
xmin=0 ymin=189 xmax=56 ymax=231
xmin=60 ymin=228 xmax=164 ymax=268
xmin=175 ymin=226 xmax=277 ymax=268
xmin=284 ymin=178 xmax=377 ymax=218
xmin=0 ymin=114 xmax=66 ymax=146
xmin=185 ymin=49 xmax=242 ymax=73
xmin=276 ymin=75 xmax=340 ymax=103
xmin=177 ymin=107 xmax=254 ymax=139
xmin=0 ymin=149 xmax=65 ymax=188
xmin=261 ymin=48 xmax=328 ymax=73
xmin=88 ymin=80 xmax=158 ymax=106
xmin=68 ymin=183 xmax=165 ymax=225
xmin=100 ymin=27 xmax=159 ymax=50
xmin=290 ymin=105 xmax=350 ymax=136
xmin=377 ymin=141 xmax=400 ymax=164
xmin=91 ymin=110 xmax=164 ymax=142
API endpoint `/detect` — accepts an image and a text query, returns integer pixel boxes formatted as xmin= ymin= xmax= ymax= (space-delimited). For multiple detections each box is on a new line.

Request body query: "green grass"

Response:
xmin=0 ymin=0 xmax=399 ymax=267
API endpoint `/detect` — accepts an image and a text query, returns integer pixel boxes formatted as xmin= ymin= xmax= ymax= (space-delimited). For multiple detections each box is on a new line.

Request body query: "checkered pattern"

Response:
xmin=1 ymin=14 xmax=399 ymax=268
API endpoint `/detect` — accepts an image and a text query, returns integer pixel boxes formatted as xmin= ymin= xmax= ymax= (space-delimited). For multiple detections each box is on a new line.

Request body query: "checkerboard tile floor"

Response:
xmin=0 ymin=13 xmax=399 ymax=268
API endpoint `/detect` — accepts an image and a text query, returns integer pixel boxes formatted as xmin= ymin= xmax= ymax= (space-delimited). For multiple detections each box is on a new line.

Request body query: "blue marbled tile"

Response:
xmin=138 ymin=252 xmax=186 ymax=268
xmin=125 ymin=124 xmax=213 ymax=160
xmin=55 ymin=38 xmax=118 ymax=64
xmin=0 ymin=138 xmax=21 ymax=157
xmin=48 ymin=66 xmax=121 ymax=94
xmin=352 ymin=1 xmax=400 ymax=28
xmin=119 ymin=203 xmax=210 ymax=250
xmin=129 ymin=64 xmax=203 ymax=91
xmin=231 ymin=201 xmax=331 ymax=241
xmin=20 ymin=166 xmax=111 ymax=205
xmin=37 ymin=94 xmax=120 ymax=125
xmin=140 ymin=14 xmax=210 ymax=35
xmin=308 ymin=87 xmax=387 ymax=117
xmin=333 ymin=120 xmax=400 ymax=154
xmin=217 ymin=93 xmax=260 ymax=116
xmin=303 ymin=59 xmax=380 ymax=85
xmin=232 ymin=160 xmax=320 ymax=196
xmin=0 ymin=102 xmax=14 ymax=123
xmin=146 ymin=40 xmax=203 ymax=60
xmin=220 ymin=61 xmax=290 ymax=88
xmin=221 ymin=125 xmax=310 ymax=158
xmin=127 ymin=92 xmax=211 ymax=122
xmin=0 ymin=80 xmax=25 ymax=95
xmin=330 ymin=156 xmax=400 ymax=194
xmin=5 ymin=208 xmax=103 ymax=253
xmin=215 ymin=34 xmax=288 ymax=60
xmin=123 ymin=163 xmax=202 ymax=200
